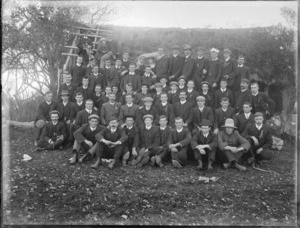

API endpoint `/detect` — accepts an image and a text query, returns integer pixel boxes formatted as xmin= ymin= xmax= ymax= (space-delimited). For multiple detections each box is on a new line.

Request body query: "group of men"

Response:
xmin=33 ymin=43 xmax=277 ymax=171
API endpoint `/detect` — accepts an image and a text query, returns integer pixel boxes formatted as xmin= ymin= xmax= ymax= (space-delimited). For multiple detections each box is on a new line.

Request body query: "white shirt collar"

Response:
xmin=176 ymin=128 xmax=183 ymax=133
xmin=187 ymin=88 xmax=193 ymax=93
xmin=221 ymin=88 xmax=226 ymax=92
xmin=111 ymin=128 xmax=116 ymax=133
xmin=173 ymin=54 xmax=178 ymax=58
xmin=160 ymin=126 xmax=167 ymax=131
xmin=180 ymin=100 xmax=186 ymax=105
xmin=252 ymin=92 xmax=259 ymax=96
xmin=127 ymin=103 xmax=133 ymax=107
xmin=66 ymin=82 xmax=71 ymax=86
xmin=198 ymin=56 xmax=203 ymax=59
xmin=129 ymin=72 xmax=134 ymax=75
xmin=145 ymin=74 xmax=150 ymax=77
xmin=86 ymin=109 xmax=92 ymax=114
xmin=161 ymin=101 xmax=168 ymax=106
xmin=256 ymin=124 xmax=262 ymax=130
xmin=241 ymin=88 xmax=247 ymax=92
xmin=199 ymin=106 xmax=204 ymax=111
xmin=62 ymin=101 xmax=69 ymax=106
xmin=109 ymin=101 xmax=115 ymax=105
xmin=90 ymin=126 xmax=96 ymax=131
xmin=76 ymin=63 xmax=81 ymax=67
xmin=83 ymin=86 xmax=88 ymax=89
xmin=203 ymin=132 xmax=209 ymax=138
xmin=238 ymin=64 xmax=243 ymax=68
xmin=185 ymin=55 xmax=190 ymax=59
xmin=225 ymin=57 xmax=230 ymax=62
xmin=245 ymin=113 xmax=250 ymax=119
xmin=94 ymin=73 xmax=98 ymax=76
xmin=146 ymin=125 xmax=152 ymax=130
xmin=127 ymin=125 xmax=133 ymax=130
xmin=52 ymin=121 xmax=58 ymax=126
xmin=46 ymin=101 xmax=52 ymax=105
xmin=202 ymin=91 xmax=208 ymax=95
xmin=222 ymin=108 xmax=228 ymax=112
xmin=77 ymin=102 xmax=83 ymax=106
xmin=212 ymin=58 xmax=218 ymax=61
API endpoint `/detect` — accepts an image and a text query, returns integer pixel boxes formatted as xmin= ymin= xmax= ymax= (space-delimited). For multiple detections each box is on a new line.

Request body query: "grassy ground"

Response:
xmin=2 ymin=126 xmax=297 ymax=226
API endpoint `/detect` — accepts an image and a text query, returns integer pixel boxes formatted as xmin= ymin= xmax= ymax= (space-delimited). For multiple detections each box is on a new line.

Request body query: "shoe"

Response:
xmin=155 ymin=156 xmax=164 ymax=168
xmin=197 ymin=160 xmax=203 ymax=170
xmin=78 ymin=153 xmax=90 ymax=163
xmin=150 ymin=156 xmax=156 ymax=166
xmin=138 ymin=156 xmax=149 ymax=168
xmin=233 ymin=162 xmax=247 ymax=172
xmin=172 ymin=160 xmax=182 ymax=169
xmin=69 ymin=150 xmax=78 ymax=165
xmin=122 ymin=160 xmax=127 ymax=167
xmin=131 ymin=159 xmax=138 ymax=166
xmin=91 ymin=158 xmax=101 ymax=169
xmin=35 ymin=147 xmax=44 ymax=152
xmin=247 ymin=157 xmax=254 ymax=165
xmin=108 ymin=159 xmax=116 ymax=169
xmin=223 ymin=163 xmax=231 ymax=169
xmin=207 ymin=161 xmax=213 ymax=171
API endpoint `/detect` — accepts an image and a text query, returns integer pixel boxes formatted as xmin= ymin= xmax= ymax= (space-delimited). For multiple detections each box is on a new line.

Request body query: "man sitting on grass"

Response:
xmin=70 ymin=114 xmax=105 ymax=165
xmin=92 ymin=117 xmax=128 ymax=169
xmin=217 ymin=118 xmax=250 ymax=171
xmin=35 ymin=110 xmax=67 ymax=152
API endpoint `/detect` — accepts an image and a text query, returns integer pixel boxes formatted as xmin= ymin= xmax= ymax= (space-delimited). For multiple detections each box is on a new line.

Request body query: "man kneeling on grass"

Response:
xmin=35 ymin=110 xmax=67 ymax=152
xmin=91 ymin=117 xmax=128 ymax=169
xmin=191 ymin=119 xmax=218 ymax=171
xmin=70 ymin=114 xmax=105 ymax=165
xmin=167 ymin=117 xmax=192 ymax=168
xmin=217 ymin=118 xmax=250 ymax=171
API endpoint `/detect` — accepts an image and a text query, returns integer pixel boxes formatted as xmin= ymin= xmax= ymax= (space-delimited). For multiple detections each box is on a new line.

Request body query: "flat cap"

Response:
xmin=254 ymin=112 xmax=264 ymax=117
xmin=75 ymin=91 xmax=83 ymax=96
xmin=160 ymin=75 xmax=168 ymax=81
xmin=200 ymin=119 xmax=212 ymax=127
xmin=240 ymin=78 xmax=250 ymax=84
xmin=109 ymin=116 xmax=118 ymax=122
xmin=59 ymin=90 xmax=70 ymax=96
xmin=143 ymin=96 xmax=154 ymax=102
xmin=169 ymin=81 xmax=179 ymax=86
xmin=155 ymin=82 xmax=163 ymax=87
xmin=99 ymin=37 xmax=107 ymax=42
xmin=88 ymin=114 xmax=100 ymax=120
xmin=50 ymin=110 xmax=60 ymax=115
xmin=196 ymin=46 xmax=205 ymax=51
xmin=196 ymin=96 xmax=206 ymax=101
xmin=143 ymin=114 xmax=153 ymax=120
xmin=210 ymin=48 xmax=219 ymax=54
xmin=201 ymin=81 xmax=210 ymax=86
xmin=177 ymin=76 xmax=186 ymax=82
xmin=224 ymin=48 xmax=231 ymax=54
xmin=183 ymin=44 xmax=192 ymax=50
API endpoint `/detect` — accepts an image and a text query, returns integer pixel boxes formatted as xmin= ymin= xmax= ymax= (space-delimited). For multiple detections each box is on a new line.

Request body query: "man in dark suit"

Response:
xmin=186 ymin=80 xmax=200 ymax=107
xmin=151 ymin=115 xmax=172 ymax=167
xmin=120 ymin=63 xmax=141 ymax=94
xmin=88 ymin=65 xmax=106 ymax=91
xmin=70 ymin=114 xmax=105 ymax=165
xmin=160 ymin=76 xmax=169 ymax=93
xmin=34 ymin=91 xmax=58 ymax=146
xmin=214 ymin=97 xmax=236 ymax=135
xmin=234 ymin=55 xmax=250 ymax=96
xmin=152 ymin=82 xmax=164 ymax=106
xmin=155 ymin=47 xmax=170 ymax=81
xmin=168 ymin=81 xmax=180 ymax=105
xmin=155 ymin=92 xmax=175 ymax=126
xmin=251 ymin=82 xmax=275 ymax=119
xmin=110 ymin=59 xmax=127 ymax=88
xmin=35 ymin=110 xmax=67 ymax=151
xmin=118 ymin=94 xmax=139 ymax=126
xmin=92 ymin=117 xmax=128 ymax=169
xmin=136 ymin=96 xmax=159 ymax=126
xmin=140 ymin=66 xmax=156 ymax=92
xmin=193 ymin=46 xmax=209 ymax=91
xmin=173 ymin=91 xmax=193 ymax=129
xmin=57 ymin=90 xmax=72 ymax=144
xmin=221 ymin=48 xmax=238 ymax=91
xmin=234 ymin=78 xmax=252 ymax=114
xmin=121 ymin=115 xmax=139 ymax=166
xmin=69 ymin=55 xmax=86 ymax=87
xmin=92 ymin=85 xmax=105 ymax=112
xmin=191 ymin=119 xmax=218 ymax=170
xmin=207 ymin=48 xmax=222 ymax=91
xmin=199 ymin=81 xmax=215 ymax=109
xmin=100 ymin=93 xmax=121 ymax=126
xmin=131 ymin=114 xmax=160 ymax=167
xmin=58 ymin=72 xmax=77 ymax=102
xmin=177 ymin=76 xmax=187 ymax=93
xmin=75 ymin=77 xmax=94 ymax=100
xmin=135 ymin=84 xmax=153 ymax=106
xmin=242 ymin=112 xmax=274 ymax=163
xmin=214 ymin=79 xmax=234 ymax=109
xmin=101 ymin=59 xmax=114 ymax=87
xmin=121 ymin=52 xmax=130 ymax=70
xmin=70 ymin=92 xmax=85 ymax=123
xmin=192 ymin=96 xmax=214 ymax=133
xmin=73 ymin=99 xmax=98 ymax=130
xmin=236 ymin=102 xmax=255 ymax=134
xmin=181 ymin=45 xmax=196 ymax=80
xmin=168 ymin=45 xmax=185 ymax=82
xmin=167 ymin=117 xmax=192 ymax=168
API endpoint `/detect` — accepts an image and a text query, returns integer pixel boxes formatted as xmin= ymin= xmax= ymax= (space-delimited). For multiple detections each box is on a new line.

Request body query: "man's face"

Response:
xmin=156 ymin=86 xmax=162 ymax=93
xmin=89 ymin=118 xmax=99 ymax=128
xmin=158 ymin=48 xmax=164 ymax=55
xmin=89 ymin=59 xmax=95 ymax=67
xmin=125 ymin=85 xmax=132 ymax=92
xmin=225 ymin=127 xmax=234 ymax=134
xmin=211 ymin=53 xmax=218 ymax=59
xmin=221 ymin=101 xmax=229 ymax=109
xmin=109 ymin=94 xmax=116 ymax=102
xmin=51 ymin=114 xmax=59 ymax=123
xmin=160 ymin=94 xmax=168 ymax=103
xmin=187 ymin=81 xmax=194 ymax=89
xmin=75 ymin=95 xmax=83 ymax=103
xmin=238 ymin=57 xmax=245 ymax=65
xmin=109 ymin=120 xmax=118 ymax=129
xmin=112 ymin=87 xmax=118 ymax=93
xmin=178 ymin=79 xmax=185 ymax=86
xmin=144 ymin=101 xmax=152 ymax=108
xmin=197 ymin=50 xmax=204 ymax=57
xmin=86 ymin=101 xmax=93 ymax=110
xmin=255 ymin=116 xmax=264 ymax=125
xmin=65 ymin=75 xmax=72 ymax=83
xmin=251 ymin=84 xmax=259 ymax=94
xmin=148 ymin=58 xmax=154 ymax=64
xmin=76 ymin=57 xmax=83 ymax=65
xmin=202 ymin=84 xmax=209 ymax=91
xmin=179 ymin=92 xmax=187 ymax=101
xmin=170 ymin=85 xmax=177 ymax=91
xmin=101 ymin=40 xmax=106 ymax=45
xmin=197 ymin=99 xmax=205 ymax=107
xmin=145 ymin=67 xmax=151 ymax=74
xmin=224 ymin=52 xmax=230 ymax=59
xmin=141 ymin=86 xmax=148 ymax=93
xmin=159 ymin=118 xmax=168 ymax=127
xmin=240 ymin=82 xmax=248 ymax=90
xmin=115 ymin=60 xmax=122 ymax=68
xmin=105 ymin=60 xmax=111 ymax=67
xmin=45 ymin=93 xmax=53 ymax=102
xmin=62 ymin=95 xmax=69 ymax=102
xmin=95 ymin=86 xmax=102 ymax=94
xmin=160 ymin=78 xmax=167 ymax=85
xmin=220 ymin=81 xmax=227 ymax=89
xmin=123 ymin=53 xmax=129 ymax=60
xmin=243 ymin=104 xmax=252 ymax=114
xmin=144 ymin=117 xmax=153 ymax=126
xmin=184 ymin=49 xmax=191 ymax=56
xmin=172 ymin=49 xmax=179 ymax=55
xmin=175 ymin=119 xmax=183 ymax=129
xmin=105 ymin=87 xmax=112 ymax=94
xmin=125 ymin=118 xmax=134 ymax=127
xmin=129 ymin=65 xmax=135 ymax=72
xmin=92 ymin=66 xmax=99 ymax=74
xmin=125 ymin=95 xmax=133 ymax=104
xmin=201 ymin=125 xmax=210 ymax=134
xmin=82 ymin=79 xmax=89 ymax=87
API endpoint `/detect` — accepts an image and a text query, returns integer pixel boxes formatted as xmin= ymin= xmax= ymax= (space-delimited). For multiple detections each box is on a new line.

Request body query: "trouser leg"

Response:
xmin=257 ymin=149 xmax=273 ymax=161
xmin=172 ymin=148 xmax=188 ymax=166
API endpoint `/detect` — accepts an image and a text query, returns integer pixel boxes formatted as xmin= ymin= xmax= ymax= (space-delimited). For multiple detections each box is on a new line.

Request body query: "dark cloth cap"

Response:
xmin=200 ymin=119 xmax=212 ymax=127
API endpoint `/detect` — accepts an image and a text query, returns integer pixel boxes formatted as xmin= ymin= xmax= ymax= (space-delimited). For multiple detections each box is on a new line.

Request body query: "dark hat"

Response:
xmin=172 ymin=45 xmax=180 ymax=50
xmin=196 ymin=46 xmax=205 ymax=51
xmin=143 ymin=114 xmax=153 ymax=120
xmin=183 ymin=44 xmax=192 ymax=50
xmin=224 ymin=48 xmax=232 ymax=54
xmin=75 ymin=91 xmax=83 ymax=96
xmin=155 ymin=82 xmax=163 ymax=87
xmin=177 ymin=76 xmax=186 ymax=82
xmin=59 ymin=90 xmax=70 ymax=96
xmin=109 ymin=116 xmax=118 ymax=122
xmin=169 ymin=81 xmax=179 ymax=86
xmin=160 ymin=75 xmax=168 ymax=81
xmin=88 ymin=114 xmax=100 ymax=120
xmin=200 ymin=119 xmax=212 ymax=127
xmin=143 ymin=96 xmax=154 ymax=102
xmin=50 ymin=110 xmax=60 ymax=116
xmin=240 ymin=78 xmax=250 ymax=84
xmin=201 ymin=81 xmax=210 ymax=86
xmin=125 ymin=115 xmax=135 ymax=120
xmin=222 ymin=118 xmax=237 ymax=129
xmin=254 ymin=112 xmax=264 ymax=118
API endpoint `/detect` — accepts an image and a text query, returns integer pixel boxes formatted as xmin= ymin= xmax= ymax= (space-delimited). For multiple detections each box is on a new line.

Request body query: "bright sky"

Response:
xmin=105 ymin=1 xmax=297 ymax=29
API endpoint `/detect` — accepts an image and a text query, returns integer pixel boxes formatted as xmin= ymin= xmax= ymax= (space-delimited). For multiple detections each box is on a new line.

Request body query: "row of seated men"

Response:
xmin=35 ymin=107 xmax=274 ymax=172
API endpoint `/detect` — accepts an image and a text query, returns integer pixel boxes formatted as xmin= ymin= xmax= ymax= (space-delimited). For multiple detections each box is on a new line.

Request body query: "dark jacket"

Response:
xmin=75 ymin=87 xmax=94 ymax=100
xmin=74 ymin=109 xmax=98 ymax=128
xmin=70 ymin=102 xmax=85 ymax=122
xmin=155 ymin=55 xmax=170 ymax=79
xmin=168 ymin=55 xmax=185 ymax=80
xmin=70 ymin=64 xmax=86 ymax=87
xmin=138 ymin=125 xmax=160 ymax=150
xmin=36 ymin=101 xmax=58 ymax=122
xmin=173 ymin=101 xmax=194 ymax=126
xmin=118 ymin=104 xmax=139 ymax=125
xmin=234 ymin=89 xmax=252 ymax=114
xmin=182 ymin=56 xmax=196 ymax=80
xmin=155 ymin=102 xmax=175 ymax=126
xmin=159 ymin=126 xmax=172 ymax=148
xmin=136 ymin=106 xmax=159 ymax=126
xmin=88 ymin=73 xmax=106 ymax=91
xmin=207 ymin=59 xmax=222 ymax=86
xmin=199 ymin=91 xmax=215 ymax=109
xmin=236 ymin=113 xmax=255 ymax=134
xmin=214 ymin=88 xmax=234 ymax=109
xmin=96 ymin=126 xmax=128 ymax=143
xmin=242 ymin=123 xmax=273 ymax=149
xmin=167 ymin=128 xmax=192 ymax=149
xmin=100 ymin=102 xmax=122 ymax=126
xmin=74 ymin=123 xmax=105 ymax=144
xmin=221 ymin=58 xmax=238 ymax=87
xmin=57 ymin=101 xmax=72 ymax=122
xmin=193 ymin=57 xmax=209 ymax=83
xmin=190 ymin=131 xmax=218 ymax=150
xmin=252 ymin=93 xmax=275 ymax=115
xmin=214 ymin=107 xmax=236 ymax=130
xmin=123 ymin=125 xmax=139 ymax=149
xmin=40 ymin=121 xmax=67 ymax=142
xmin=192 ymin=106 xmax=214 ymax=130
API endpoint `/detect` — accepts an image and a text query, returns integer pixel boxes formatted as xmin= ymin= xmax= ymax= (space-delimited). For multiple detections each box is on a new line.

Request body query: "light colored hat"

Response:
xmin=210 ymin=48 xmax=219 ymax=54
xmin=201 ymin=81 xmax=210 ymax=86
xmin=224 ymin=48 xmax=232 ymax=54
xmin=99 ymin=37 xmax=107 ymax=42
xmin=177 ymin=76 xmax=186 ymax=82
xmin=50 ymin=110 xmax=60 ymax=116
xmin=196 ymin=96 xmax=206 ymax=101
xmin=222 ymin=118 xmax=237 ymax=129
xmin=88 ymin=114 xmax=100 ymax=120
xmin=155 ymin=82 xmax=162 ymax=87
xmin=170 ymin=81 xmax=179 ymax=86
xmin=143 ymin=97 xmax=154 ymax=102
xmin=240 ymin=78 xmax=250 ymax=84
xmin=143 ymin=114 xmax=153 ymax=120
xmin=254 ymin=112 xmax=264 ymax=118
xmin=59 ymin=90 xmax=70 ymax=96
